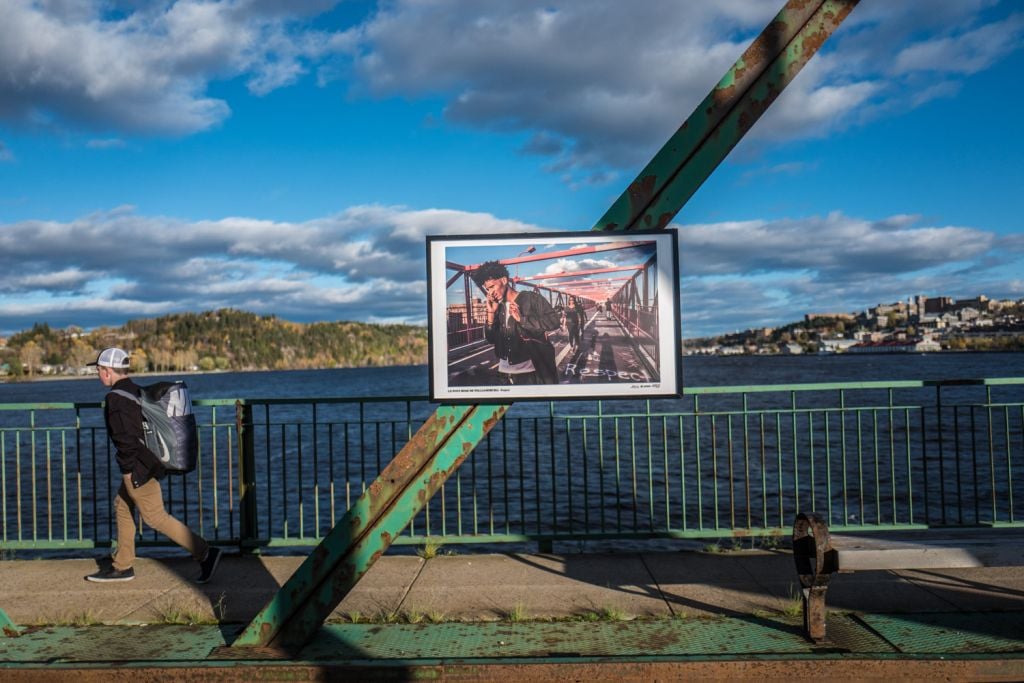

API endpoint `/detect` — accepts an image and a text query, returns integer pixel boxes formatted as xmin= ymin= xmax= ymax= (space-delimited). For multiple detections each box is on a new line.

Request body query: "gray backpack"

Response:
xmin=110 ymin=382 xmax=198 ymax=474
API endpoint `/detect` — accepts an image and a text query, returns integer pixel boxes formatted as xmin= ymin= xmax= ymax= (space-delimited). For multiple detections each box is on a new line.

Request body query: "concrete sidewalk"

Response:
xmin=3 ymin=542 xmax=1024 ymax=680
xmin=2 ymin=543 xmax=1024 ymax=626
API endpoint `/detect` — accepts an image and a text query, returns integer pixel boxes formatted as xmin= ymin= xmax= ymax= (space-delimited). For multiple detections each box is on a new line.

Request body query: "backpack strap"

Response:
xmin=109 ymin=388 xmax=141 ymax=405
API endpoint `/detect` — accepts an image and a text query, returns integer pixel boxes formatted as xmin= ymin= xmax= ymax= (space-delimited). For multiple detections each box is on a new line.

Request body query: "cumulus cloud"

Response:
xmin=347 ymin=1 xmax=1024 ymax=181
xmin=679 ymin=212 xmax=993 ymax=278
xmin=4 ymin=2 xmax=1021 ymax=180
xmin=0 ymin=205 xmax=548 ymax=333
xmin=1 ymin=204 xmax=1019 ymax=337
xmin=676 ymin=211 xmax=1016 ymax=336
xmin=542 ymin=257 xmax=614 ymax=276
xmin=0 ymin=0 xmax=356 ymax=135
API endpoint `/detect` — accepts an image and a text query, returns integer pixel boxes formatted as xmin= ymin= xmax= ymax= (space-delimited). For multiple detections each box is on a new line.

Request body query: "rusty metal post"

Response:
xmin=1 ymin=607 xmax=20 ymax=637
xmin=232 ymin=0 xmax=859 ymax=652
xmin=793 ymin=512 xmax=838 ymax=643
xmin=232 ymin=404 xmax=507 ymax=650
xmin=594 ymin=0 xmax=859 ymax=232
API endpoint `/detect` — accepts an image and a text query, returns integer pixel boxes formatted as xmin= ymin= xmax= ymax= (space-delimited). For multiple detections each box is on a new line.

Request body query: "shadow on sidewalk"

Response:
xmin=503 ymin=549 xmax=1024 ymax=644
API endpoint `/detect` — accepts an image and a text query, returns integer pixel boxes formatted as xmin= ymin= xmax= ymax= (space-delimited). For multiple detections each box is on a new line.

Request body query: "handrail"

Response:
xmin=2 ymin=376 xmax=1022 ymax=411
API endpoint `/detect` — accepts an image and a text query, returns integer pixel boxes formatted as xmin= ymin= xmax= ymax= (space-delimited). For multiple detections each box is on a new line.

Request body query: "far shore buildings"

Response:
xmin=684 ymin=293 xmax=1022 ymax=356
xmin=847 ymin=338 xmax=942 ymax=354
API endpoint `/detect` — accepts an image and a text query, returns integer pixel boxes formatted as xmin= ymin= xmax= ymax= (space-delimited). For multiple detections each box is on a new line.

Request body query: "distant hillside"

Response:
xmin=0 ymin=309 xmax=428 ymax=377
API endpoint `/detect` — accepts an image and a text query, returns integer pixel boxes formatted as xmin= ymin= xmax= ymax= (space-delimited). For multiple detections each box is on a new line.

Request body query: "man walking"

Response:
xmin=84 ymin=347 xmax=221 ymax=583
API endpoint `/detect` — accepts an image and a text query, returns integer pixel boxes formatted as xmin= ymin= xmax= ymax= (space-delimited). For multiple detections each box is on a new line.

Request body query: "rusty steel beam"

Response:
xmin=1 ymin=607 xmax=20 ymax=637
xmin=232 ymin=0 xmax=859 ymax=652
xmin=231 ymin=404 xmax=508 ymax=650
xmin=593 ymin=0 xmax=859 ymax=232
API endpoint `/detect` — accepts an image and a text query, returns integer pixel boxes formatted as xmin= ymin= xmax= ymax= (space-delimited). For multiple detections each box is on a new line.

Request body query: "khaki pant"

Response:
xmin=112 ymin=474 xmax=208 ymax=571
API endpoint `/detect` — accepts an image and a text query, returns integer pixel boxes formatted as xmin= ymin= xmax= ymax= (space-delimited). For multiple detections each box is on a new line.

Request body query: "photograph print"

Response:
xmin=427 ymin=230 xmax=681 ymax=402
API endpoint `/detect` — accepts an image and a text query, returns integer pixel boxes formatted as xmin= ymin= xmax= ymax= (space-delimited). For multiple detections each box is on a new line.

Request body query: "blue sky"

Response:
xmin=1 ymin=0 xmax=1023 ymax=339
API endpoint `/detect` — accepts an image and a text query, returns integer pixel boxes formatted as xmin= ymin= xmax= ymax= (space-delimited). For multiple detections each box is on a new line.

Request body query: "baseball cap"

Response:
xmin=87 ymin=347 xmax=131 ymax=369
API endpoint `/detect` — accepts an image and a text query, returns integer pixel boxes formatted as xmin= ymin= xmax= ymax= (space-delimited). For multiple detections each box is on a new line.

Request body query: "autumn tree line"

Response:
xmin=1 ymin=309 xmax=429 ymax=379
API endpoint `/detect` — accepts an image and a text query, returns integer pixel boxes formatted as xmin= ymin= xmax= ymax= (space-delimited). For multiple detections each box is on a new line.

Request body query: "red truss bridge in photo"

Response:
xmin=444 ymin=240 xmax=663 ymax=386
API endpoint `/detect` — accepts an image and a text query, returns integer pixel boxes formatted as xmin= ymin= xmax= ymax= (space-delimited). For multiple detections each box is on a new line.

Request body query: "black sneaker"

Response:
xmin=85 ymin=566 xmax=135 ymax=582
xmin=196 ymin=546 xmax=222 ymax=584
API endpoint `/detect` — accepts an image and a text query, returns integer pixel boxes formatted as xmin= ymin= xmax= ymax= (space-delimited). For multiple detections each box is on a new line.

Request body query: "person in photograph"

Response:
xmin=565 ymin=297 xmax=585 ymax=351
xmin=83 ymin=347 xmax=222 ymax=584
xmin=471 ymin=261 xmax=561 ymax=384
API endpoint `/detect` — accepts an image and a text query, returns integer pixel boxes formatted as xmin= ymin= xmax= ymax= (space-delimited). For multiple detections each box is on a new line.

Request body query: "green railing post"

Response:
xmin=236 ymin=400 xmax=259 ymax=552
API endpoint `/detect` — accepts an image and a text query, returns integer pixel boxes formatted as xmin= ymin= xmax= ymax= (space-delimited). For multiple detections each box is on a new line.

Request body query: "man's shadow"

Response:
xmin=85 ymin=472 xmax=286 ymax=646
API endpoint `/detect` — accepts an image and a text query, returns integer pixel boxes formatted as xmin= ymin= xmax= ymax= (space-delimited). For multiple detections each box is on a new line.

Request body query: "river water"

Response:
xmin=4 ymin=351 xmax=1024 ymax=404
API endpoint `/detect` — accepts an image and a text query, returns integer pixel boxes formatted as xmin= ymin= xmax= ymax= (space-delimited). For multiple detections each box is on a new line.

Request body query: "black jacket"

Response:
xmin=104 ymin=377 xmax=166 ymax=488
xmin=484 ymin=290 xmax=561 ymax=365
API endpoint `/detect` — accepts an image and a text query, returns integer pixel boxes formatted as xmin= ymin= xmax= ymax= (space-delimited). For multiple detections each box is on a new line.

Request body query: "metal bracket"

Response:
xmin=793 ymin=512 xmax=838 ymax=642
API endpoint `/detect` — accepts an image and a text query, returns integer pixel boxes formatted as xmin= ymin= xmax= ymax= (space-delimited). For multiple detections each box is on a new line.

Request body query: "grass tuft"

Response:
xmin=416 ymin=540 xmax=445 ymax=560
xmin=505 ymin=602 xmax=528 ymax=623
xmin=782 ymin=584 xmax=804 ymax=618
xmin=600 ymin=606 xmax=629 ymax=621
xmin=152 ymin=598 xmax=217 ymax=625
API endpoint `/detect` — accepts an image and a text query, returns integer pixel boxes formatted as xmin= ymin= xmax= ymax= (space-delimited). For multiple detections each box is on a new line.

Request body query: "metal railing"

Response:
xmin=2 ymin=377 xmax=1022 ymax=552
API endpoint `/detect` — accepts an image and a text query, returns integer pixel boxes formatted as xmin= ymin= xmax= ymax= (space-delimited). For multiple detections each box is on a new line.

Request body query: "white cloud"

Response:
xmin=0 ymin=204 xmax=551 ymax=333
xmin=892 ymin=13 xmax=1024 ymax=76
xmin=679 ymin=212 xmax=993 ymax=278
xmin=3 ymin=267 xmax=102 ymax=293
xmin=3 ymin=1 xmax=1021 ymax=182
xmin=1 ymin=204 xmax=1020 ymax=338
xmin=675 ymin=211 xmax=1017 ymax=336
xmin=344 ymin=1 xmax=1023 ymax=181
xmin=86 ymin=138 xmax=127 ymax=149
xmin=0 ymin=0 xmax=355 ymax=135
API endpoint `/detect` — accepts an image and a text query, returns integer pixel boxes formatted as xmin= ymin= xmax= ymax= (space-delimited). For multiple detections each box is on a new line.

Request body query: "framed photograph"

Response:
xmin=426 ymin=230 xmax=681 ymax=402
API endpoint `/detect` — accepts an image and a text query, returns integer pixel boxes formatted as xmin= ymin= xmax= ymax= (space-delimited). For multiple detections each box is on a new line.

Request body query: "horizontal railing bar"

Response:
xmin=555 ymin=405 xmax=927 ymax=419
xmin=3 ymin=375 xmax=1023 ymax=412
xmin=0 ymin=403 xmax=87 ymax=411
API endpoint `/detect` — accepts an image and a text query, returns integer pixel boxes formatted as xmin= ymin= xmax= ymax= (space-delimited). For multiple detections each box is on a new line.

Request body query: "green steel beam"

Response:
xmin=232 ymin=0 xmax=859 ymax=651
xmin=232 ymin=403 xmax=508 ymax=650
xmin=1 ymin=607 xmax=20 ymax=637
xmin=593 ymin=0 xmax=859 ymax=232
